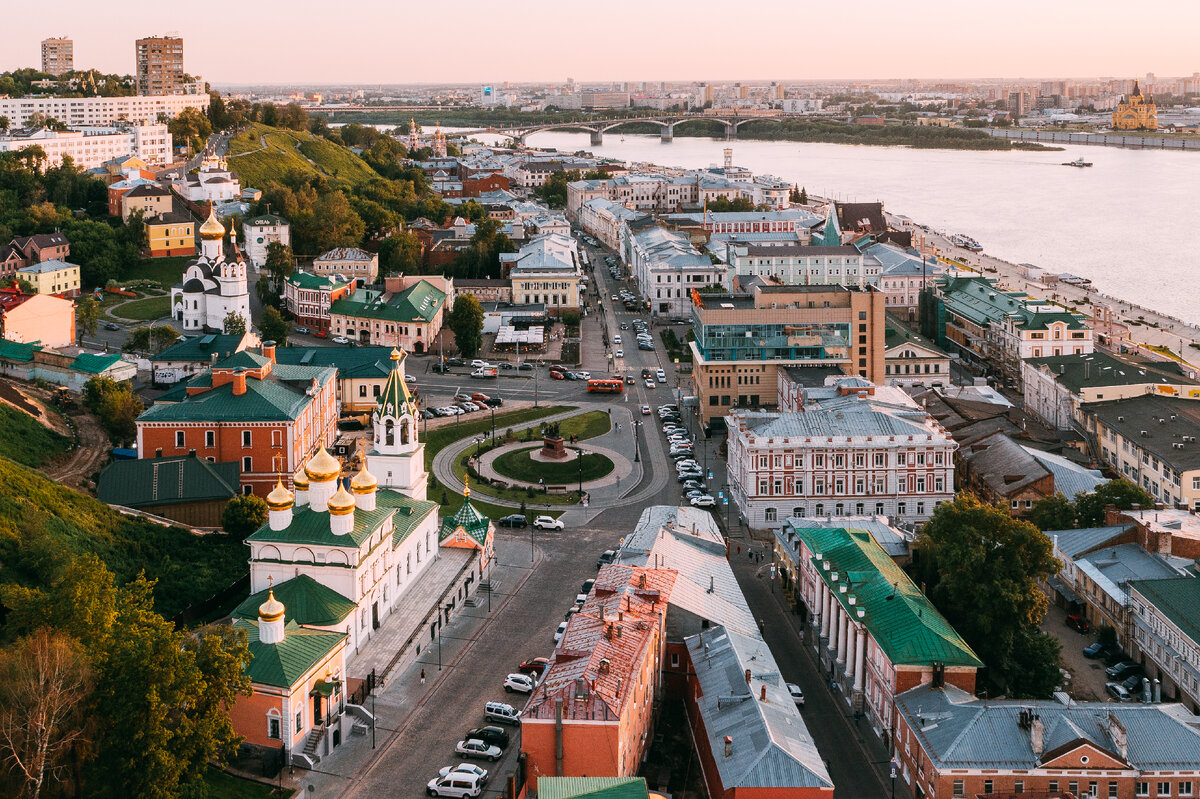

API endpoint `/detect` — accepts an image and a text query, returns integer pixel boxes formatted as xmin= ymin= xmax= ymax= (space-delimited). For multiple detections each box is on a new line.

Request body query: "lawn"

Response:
xmin=422 ymin=405 xmax=571 ymax=471
xmin=454 ymin=452 xmax=582 ymax=507
xmin=0 ymin=403 xmax=71 ymax=467
xmin=123 ymin=255 xmax=192 ymax=288
xmin=201 ymin=767 xmax=293 ymax=799
xmin=227 ymin=123 xmax=378 ymax=190
xmin=112 ymin=295 xmax=172 ymax=321
xmin=492 ymin=446 xmax=615 ymax=485
xmin=518 ymin=410 xmax=610 ymax=442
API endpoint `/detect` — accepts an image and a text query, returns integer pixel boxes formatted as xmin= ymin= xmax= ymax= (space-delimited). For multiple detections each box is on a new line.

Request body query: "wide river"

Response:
xmin=446 ymin=127 xmax=1199 ymax=324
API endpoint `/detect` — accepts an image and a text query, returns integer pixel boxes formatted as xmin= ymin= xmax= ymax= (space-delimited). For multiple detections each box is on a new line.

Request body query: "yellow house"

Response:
xmin=17 ymin=259 xmax=80 ymax=298
xmin=120 ymin=184 xmax=173 ymax=221
xmin=147 ymin=213 xmax=196 ymax=258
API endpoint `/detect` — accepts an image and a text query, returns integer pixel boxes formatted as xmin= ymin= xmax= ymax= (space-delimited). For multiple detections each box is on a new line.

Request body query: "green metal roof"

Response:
xmin=274 ymin=346 xmax=396 ymax=380
xmin=97 ymin=455 xmax=240 ymax=508
xmin=219 ymin=351 xmax=272 ymax=370
xmin=246 ymin=502 xmax=392 ymax=548
xmin=69 ymin=353 xmax=126 ymax=373
xmin=0 ymin=339 xmax=41 ymax=362
xmin=235 ymin=618 xmax=346 ymax=689
xmin=285 ymin=271 xmax=351 ymax=291
xmin=794 ymin=526 xmax=983 ymax=669
xmin=1129 ymin=576 xmax=1200 ymax=647
xmin=328 ymin=280 xmax=446 ymax=324
xmin=376 ymin=352 xmax=415 ymax=417
xmin=149 ymin=333 xmax=246 ymax=364
xmin=439 ymin=495 xmax=490 ymax=547
xmin=536 ymin=777 xmax=649 ymax=799
xmin=232 ymin=574 xmax=356 ymax=627
xmin=138 ymin=361 xmax=335 ymax=423
xmin=375 ymin=490 xmax=439 ymax=547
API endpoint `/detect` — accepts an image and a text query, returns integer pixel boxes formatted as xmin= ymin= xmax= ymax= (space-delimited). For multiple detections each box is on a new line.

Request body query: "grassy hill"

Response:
xmin=226 ymin=122 xmax=379 ymax=189
xmin=0 ymin=457 xmax=246 ymax=621
xmin=0 ymin=402 xmax=71 ymax=467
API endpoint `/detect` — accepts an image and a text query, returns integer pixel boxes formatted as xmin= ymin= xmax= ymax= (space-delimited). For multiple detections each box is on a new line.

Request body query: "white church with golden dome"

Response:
xmin=170 ymin=206 xmax=252 ymax=333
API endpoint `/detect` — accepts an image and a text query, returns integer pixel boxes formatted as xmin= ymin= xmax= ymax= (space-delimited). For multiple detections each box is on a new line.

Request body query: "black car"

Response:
xmin=1083 ymin=642 xmax=1113 ymax=660
xmin=1107 ymin=661 xmax=1143 ymax=680
xmin=103 ymin=322 xmax=122 ymax=331
xmin=483 ymin=397 xmax=504 ymax=407
xmin=446 ymin=357 xmax=465 ymax=367
xmin=596 ymin=550 xmax=616 ymax=569
xmin=498 ymin=514 xmax=527 ymax=528
xmin=517 ymin=363 xmax=533 ymax=372
xmin=465 ymin=726 xmax=509 ymax=750
xmin=431 ymin=363 xmax=451 ymax=374
xmin=1121 ymin=673 xmax=1146 ymax=694
xmin=580 ymin=578 xmax=595 ymax=595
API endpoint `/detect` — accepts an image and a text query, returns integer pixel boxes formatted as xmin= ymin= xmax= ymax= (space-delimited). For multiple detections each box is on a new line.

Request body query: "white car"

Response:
xmin=690 ymin=495 xmax=717 ymax=508
xmin=656 ymin=369 xmax=667 ymax=383
xmin=645 ymin=379 xmax=656 ymax=389
xmin=439 ymin=764 xmax=489 ymax=783
xmin=533 ymin=515 xmax=564 ymax=531
xmin=615 ymin=349 xmax=624 ymax=358
xmin=455 ymin=739 xmax=502 ymax=761
xmin=575 ymin=371 xmax=591 ymax=380
xmin=641 ymin=405 xmax=652 ymax=415
xmin=471 ymin=359 xmax=491 ymax=369
xmin=787 ymin=682 xmax=805 ymax=707
xmin=332 ymin=336 xmax=351 ymax=345
xmin=554 ymin=621 xmax=568 ymax=644
xmin=503 ymin=673 xmax=536 ymax=694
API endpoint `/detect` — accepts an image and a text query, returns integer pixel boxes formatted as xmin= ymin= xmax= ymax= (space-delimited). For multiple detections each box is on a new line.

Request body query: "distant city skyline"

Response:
xmin=10 ymin=0 xmax=1200 ymax=85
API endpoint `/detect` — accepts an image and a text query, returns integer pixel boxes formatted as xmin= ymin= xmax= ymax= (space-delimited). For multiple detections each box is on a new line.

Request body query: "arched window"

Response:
xmin=385 ymin=419 xmax=394 ymax=447
xmin=401 ymin=419 xmax=410 ymax=445
xmin=764 ymin=507 xmax=777 ymax=522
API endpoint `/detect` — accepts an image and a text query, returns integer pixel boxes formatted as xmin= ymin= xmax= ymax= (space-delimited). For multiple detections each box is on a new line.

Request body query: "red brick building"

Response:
xmin=462 ymin=173 xmax=511 ymax=196
xmin=9 ymin=233 xmax=70 ymax=266
xmin=135 ymin=342 xmax=339 ymax=497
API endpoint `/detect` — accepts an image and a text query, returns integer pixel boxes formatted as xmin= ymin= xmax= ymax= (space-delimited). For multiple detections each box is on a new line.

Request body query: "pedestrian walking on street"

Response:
xmin=420 ymin=669 xmax=426 ymax=685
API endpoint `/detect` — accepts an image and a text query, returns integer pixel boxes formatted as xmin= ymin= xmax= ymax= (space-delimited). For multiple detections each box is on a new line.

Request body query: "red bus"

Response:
xmin=587 ymin=378 xmax=624 ymax=394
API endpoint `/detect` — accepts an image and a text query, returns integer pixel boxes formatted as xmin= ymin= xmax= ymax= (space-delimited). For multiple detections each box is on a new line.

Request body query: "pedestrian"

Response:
xmin=420 ymin=669 xmax=426 ymax=685
xmin=737 ymin=545 xmax=741 ymax=554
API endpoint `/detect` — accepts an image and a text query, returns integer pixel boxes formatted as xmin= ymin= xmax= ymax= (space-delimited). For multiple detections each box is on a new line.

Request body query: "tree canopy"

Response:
xmin=1028 ymin=479 xmax=1155 ymax=530
xmin=915 ymin=493 xmax=1062 ymax=698
xmin=447 ymin=294 xmax=484 ymax=358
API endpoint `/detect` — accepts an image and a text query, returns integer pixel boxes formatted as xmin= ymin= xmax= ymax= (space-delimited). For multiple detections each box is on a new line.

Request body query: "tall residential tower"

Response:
xmin=135 ymin=35 xmax=185 ymax=96
xmin=40 ymin=37 xmax=73 ymax=76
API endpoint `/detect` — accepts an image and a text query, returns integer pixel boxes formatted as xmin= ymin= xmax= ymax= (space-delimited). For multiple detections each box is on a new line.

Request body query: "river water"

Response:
xmin=441 ymin=127 xmax=1198 ymax=324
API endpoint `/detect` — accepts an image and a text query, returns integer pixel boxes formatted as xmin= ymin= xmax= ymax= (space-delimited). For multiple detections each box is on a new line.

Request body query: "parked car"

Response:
xmin=596 ymin=550 xmax=616 ymax=569
xmin=446 ymin=357 xmax=465 ymax=367
xmin=431 ymin=363 xmax=451 ymax=373
xmin=103 ymin=322 xmax=122 ymax=331
xmin=471 ymin=360 xmax=491 ymax=369
xmin=655 ymin=369 xmax=667 ymax=382
xmin=786 ymin=683 xmax=805 ymax=707
xmin=1105 ymin=682 xmax=1133 ymax=702
xmin=332 ymin=336 xmax=351 ymax=345
xmin=455 ymin=739 xmax=501 ymax=761
xmin=1065 ymin=613 xmax=1091 ymax=633
xmin=1121 ymin=673 xmax=1146 ymax=694
xmin=483 ymin=397 xmax=504 ymax=407
xmin=484 ymin=702 xmax=520 ymax=726
xmin=503 ymin=673 xmax=536 ymax=694
xmin=471 ymin=393 xmax=491 ymax=402
xmin=463 ymin=726 xmax=509 ymax=749
xmin=574 ymin=371 xmax=591 ymax=380
xmin=550 ymin=370 xmax=566 ymax=380
xmin=1106 ymin=661 xmax=1143 ymax=680
xmin=427 ymin=771 xmax=483 ymax=797
xmin=683 ymin=479 xmax=707 ymax=492
xmin=438 ymin=763 xmax=489 ymax=785
xmin=517 ymin=363 xmax=533 ymax=372
xmin=580 ymin=578 xmax=595 ymax=595
xmin=519 ymin=657 xmax=551 ymax=676
xmin=690 ymin=495 xmax=716 ymax=508
xmin=497 ymin=514 xmax=527 ymax=528
xmin=293 ymin=326 xmax=311 ymax=335
xmin=678 ymin=470 xmax=704 ymax=482
xmin=1083 ymin=642 xmax=1113 ymax=659
xmin=533 ymin=516 xmax=564 ymax=531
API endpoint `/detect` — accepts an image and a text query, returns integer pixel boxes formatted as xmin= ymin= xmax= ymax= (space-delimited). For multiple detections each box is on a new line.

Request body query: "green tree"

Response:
xmin=915 ymin=493 xmax=1061 ymax=696
xmin=16 ymin=278 xmax=34 ymax=295
xmin=799 ymin=186 xmax=808 ymax=204
xmin=378 ymin=231 xmax=423 ymax=275
xmin=1006 ymin=628 xmax=1064 ymax=700
xmin=166 ymin=107 xmax=212 ymax=155
xmin=255 ymin=275 xmax=279 ymax=310
xmin=533 ymin=169 xmax=581 ymax=208
xmin=75 ymin=296 xmax=100 ymax=337
xmin=221 ymin=311 xmax=247 ymax=337
xmin=1074 ymin=478 xmax=1154 ymax=527
xmin=1030 ymin=493 xmax=1076 ymax=531
xmin=447 ymin=294 xmax=484 ymax=358
xmin=259 ymin=306 xmax=291 ymax=346
xmin=86 ymin=576 xmax=250 ymax=799
xmin=221 ymin=494 xmax=267 ymax=538
xmin=263 ymin=241 xmax=295 ymax=288
xmin=81 ymin=376 xmax=143 ymax=441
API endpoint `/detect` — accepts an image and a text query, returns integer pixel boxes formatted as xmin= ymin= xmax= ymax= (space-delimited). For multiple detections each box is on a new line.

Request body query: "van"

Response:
xmin=427 ymin=772 xmax=483 ymax=798
xmin=484 ymin=701 xmax=521 ymax=726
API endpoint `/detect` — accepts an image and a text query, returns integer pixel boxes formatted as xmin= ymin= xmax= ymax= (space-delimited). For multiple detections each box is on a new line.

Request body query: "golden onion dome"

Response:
xmin=265 ymin=478 xmax=294 ymax=511
xmin=390 ymin=347 xmax=402 ymax=362
xmin=305 ymin=446 xmax=342 ymax=482
xmin=258 ymin=586 xmax=285 ymax=623
xmin=291 ymin=465 xmax=309 ymax=490
xmin=199 ymin=207 xmax=226 ymax=240
xmin=327 ymin=483 xmax=356 ymax=516
xmin=350 ymin=463 xmax=377 ymax=494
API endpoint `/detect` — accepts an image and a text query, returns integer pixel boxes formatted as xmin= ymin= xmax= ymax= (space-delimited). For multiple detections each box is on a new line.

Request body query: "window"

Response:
xmin=1049 ymin=782 xmax=1059 ymax=794
xmin=242 ymin=456 xmax=252 ymax=472
xmin=1161 ymin=784 xmax=1173 ymax=797
xmin=953 ymin=780 xmax=964 ymax=797
xmin=1108 ymin=783 xmax=1117 ymax=798
xmin=205 ymin=430 xmax=215 ymax=448
xmin=765 ymin=508 xmax=777 ymax=522
xmin=242 ymin=430 xmax=252 ymax=447
xmin=983 ymin=779 xmax=993 ymax=794
xmin=175 ymin=430 xmax=185 ymax=447
xmin=295 ymin=709 xmax=303 ymax=734
xmin=359 ymin=385 xmax=367 ymax=397
xmin=1181 ymin=783 xmax=1194 ymax=797
xmin=1137 ymin=784 xmax=1149 ymax=797
xmin=1069 ymin=782 xmax=1078 ymax=796
xmin=267 ymin=715 xmax=281 ymax=740
xmin=1014 ymin=781 xmax=1024 ymax=793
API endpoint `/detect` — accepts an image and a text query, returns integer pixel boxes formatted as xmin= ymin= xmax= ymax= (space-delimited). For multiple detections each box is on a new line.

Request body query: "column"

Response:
xmin=837 ymin=607 xmax=849 ymax=665
xmin=854 ymin=624 xmax=867 ymax=693
xmin=845 ymin=626 xmax=858 ymax=683
xmin=820 ymin=584 xmax=832 ymax=639
xmin=829 ymin=600 xmax=840 ymax=654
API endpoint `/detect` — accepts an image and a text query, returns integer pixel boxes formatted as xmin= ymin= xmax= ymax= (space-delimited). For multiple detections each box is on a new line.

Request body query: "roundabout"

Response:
xmin=492 ymin=445 xmax=615 ymax=485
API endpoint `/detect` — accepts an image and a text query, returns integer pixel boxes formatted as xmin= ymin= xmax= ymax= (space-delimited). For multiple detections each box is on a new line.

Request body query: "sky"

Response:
xmin=11 ymin=0 xmax=1200 ymax=86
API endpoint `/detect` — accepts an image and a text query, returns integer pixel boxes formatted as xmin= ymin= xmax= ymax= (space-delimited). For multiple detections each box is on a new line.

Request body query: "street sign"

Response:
xmin=717 ymin=490 xmax=724 ymax=499
xmin=769 ymin=564 xmax=776 ymax=580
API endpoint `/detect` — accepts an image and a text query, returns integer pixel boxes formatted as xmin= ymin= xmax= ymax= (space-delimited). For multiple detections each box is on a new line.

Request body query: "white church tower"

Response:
xmin=367 ymin=348 xmax=427 ymax=500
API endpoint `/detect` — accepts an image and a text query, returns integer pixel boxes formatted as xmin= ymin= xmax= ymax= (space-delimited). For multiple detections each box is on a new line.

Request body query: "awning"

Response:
xmin=309 ymin=679 xmax=342 ymax=698
xmin=1047 ymin=575 xmax=1081 ymax=605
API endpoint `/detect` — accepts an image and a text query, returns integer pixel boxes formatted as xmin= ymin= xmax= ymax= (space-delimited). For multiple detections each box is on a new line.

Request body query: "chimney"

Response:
xmin=760 ymin=685 xmax=767 ymax=702
xmin=744 ymin=668 xmax=751 ymax=684
xmin=232 ymin=368 xmax=247 ymax=396
xmin=1030 ymin=716 xmax=1044 ymax=756
xmin=261 ymin=340 xmax=276 ymax=363
xmin=724 ymin=736 xmax=733 ymax=758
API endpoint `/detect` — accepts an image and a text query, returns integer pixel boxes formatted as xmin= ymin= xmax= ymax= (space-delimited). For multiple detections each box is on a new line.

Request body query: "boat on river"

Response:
xmin=949 ymin=233 xmax=983 ymax=252
xmin=1062 ymin=157 xmax=1093 ymax=168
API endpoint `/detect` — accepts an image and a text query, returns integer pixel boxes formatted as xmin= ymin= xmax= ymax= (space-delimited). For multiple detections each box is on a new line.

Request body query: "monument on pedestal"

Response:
xmin=540 ymin=422 xmax=567 ymax=460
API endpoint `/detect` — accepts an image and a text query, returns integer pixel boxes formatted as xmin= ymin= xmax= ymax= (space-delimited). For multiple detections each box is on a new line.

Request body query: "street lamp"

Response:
xmin=633 ymin=420 xmax=641 ymax=463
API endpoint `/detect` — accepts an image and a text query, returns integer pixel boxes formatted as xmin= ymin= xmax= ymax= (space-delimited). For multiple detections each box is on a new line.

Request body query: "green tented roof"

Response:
xmin=537 ymin=777 xmax=649 ymax=799
xmin=376 ymin=354 xmax=415 ymax=418
xmin=439 ymin=495 xmax=490 ymax=547
xmin=793 ymin=526 xmax=983 ymax=668
xmin=232 ymin=574 xmax=356 ymax=627
xmin=235 ymin=618 xmax=345 ymax=689
xmin=97 ymin=455 xmax=240 ymax=508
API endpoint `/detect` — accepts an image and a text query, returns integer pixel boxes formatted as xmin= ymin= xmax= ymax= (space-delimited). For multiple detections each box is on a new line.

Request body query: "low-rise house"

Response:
xmin=96 ymin=455 xmax=240 ymax=526
xmin=452 ymin=278 xmax=512 ymax=305
xmin=883 ymin=315 xmax=950 ymax=388
xmin=0 ymin=292 xmax=76 ymax=347
xmin=958 ymin=432 xmax=1056 ymax=517
xmin=312 ymin=247 xmax=378 ymax=285
xmin=10 ymin=232 xmax=69 ymax=265
xmin=578 ymin=197 xmax=652 ymax=250
xmin=629 ymin=225 xmax=723 ymax=319
xmin=282 ymin=271 xmax=354 ymax=334
xmin=503 ymin=234 xmax=582 ymax=314
xmin=242 ymin=214 xmax=290 ymax=268
xmin=148 ymin=332 xmax=248 ymax=383
xmin=725 ymin=243 xmax=875 ymax=290
xmin=892 ymin=682 xmax=1200 ymax=799
xmin=17 ymin=259 xmax=80 ymax=297
xmin=1129 ymin=576 xmax=1200 ymax=713
xmin=1086 ymin=394 xmax=1200 ymax=509
xmin=328 ymin=278 xmax=447 ymax=353
xmin=145 ymin=212 xmax=196 ymax=258
xmin=120 ymin=182 xmax=172 ymax=221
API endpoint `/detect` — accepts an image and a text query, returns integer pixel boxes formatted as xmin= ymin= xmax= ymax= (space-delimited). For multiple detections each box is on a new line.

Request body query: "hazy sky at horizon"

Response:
xmin=11 ymin=0 xmax=1200 ymax=85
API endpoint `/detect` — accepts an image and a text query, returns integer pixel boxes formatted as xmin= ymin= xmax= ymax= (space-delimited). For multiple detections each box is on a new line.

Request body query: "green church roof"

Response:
xmin=235 ymin=618 xmax=345 ymax=689
xmin=232 ymin=574 xmax=356 ymax=627
xmin=816 ymin=207 xmax=842 ymax=247
xmin=376 ymin=348 xmax=415 ymax=417
xmin=439 ymin=489 xmax=490 ymax=547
